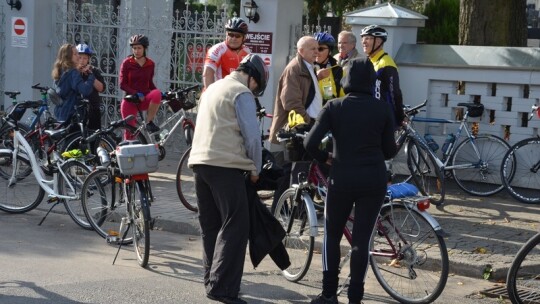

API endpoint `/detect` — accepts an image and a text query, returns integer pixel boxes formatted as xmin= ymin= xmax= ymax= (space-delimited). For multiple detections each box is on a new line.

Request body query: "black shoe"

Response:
xmin=146 ymin=121 xmax=160 ymax=133
xmin=310 ymin=293 xmax=338 ymax=304
xmin=206 ymin=293 xmax=247 ymax=304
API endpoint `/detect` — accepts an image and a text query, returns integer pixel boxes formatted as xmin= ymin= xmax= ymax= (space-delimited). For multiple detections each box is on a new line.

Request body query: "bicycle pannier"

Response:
xmin=116 ymin=144 xmax=159 ymax=175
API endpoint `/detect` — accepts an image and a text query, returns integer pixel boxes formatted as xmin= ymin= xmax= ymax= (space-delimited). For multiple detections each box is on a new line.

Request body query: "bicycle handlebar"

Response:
xmin=403 ymin=99 xmax=428 ymax=116
xmin=276 ymin=130 xmax=307 ymax=142
xmin=31 ymin=83 xmax=50 ymax=93
xmin=85 ymin=115 xmax=135 ymax=143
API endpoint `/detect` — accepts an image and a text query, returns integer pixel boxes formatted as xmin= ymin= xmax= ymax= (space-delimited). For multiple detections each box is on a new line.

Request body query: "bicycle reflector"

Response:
xmin=416 ymin=198 xmax=430 ymax=211
xmin=537 ymin=106 xmax=540 ymax=118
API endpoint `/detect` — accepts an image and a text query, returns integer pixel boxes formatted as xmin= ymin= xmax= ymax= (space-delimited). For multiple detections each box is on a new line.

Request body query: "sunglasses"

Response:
xmin=318 ymin=47 xmax=329 ymax=52
xmin=227 ymin=32 xmax=243 ymax=39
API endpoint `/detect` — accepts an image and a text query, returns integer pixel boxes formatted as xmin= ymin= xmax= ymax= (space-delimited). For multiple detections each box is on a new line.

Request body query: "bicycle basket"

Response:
xmin=468 ymin=104 xmax=484 ymax=118
xmin=167 ymin=92 xmax=197 ymax=112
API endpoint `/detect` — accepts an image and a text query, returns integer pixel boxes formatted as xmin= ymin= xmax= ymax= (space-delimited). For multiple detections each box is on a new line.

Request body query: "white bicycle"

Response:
xmin=0 ymin=101 xmax=92 ymax=229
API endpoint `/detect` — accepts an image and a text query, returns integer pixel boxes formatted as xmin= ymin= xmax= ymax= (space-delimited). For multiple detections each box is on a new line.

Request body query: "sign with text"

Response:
xmin=244 ymin=32 xmax=273 ymax=54
xmin=11 ymin=17 xmax=28 ymax=48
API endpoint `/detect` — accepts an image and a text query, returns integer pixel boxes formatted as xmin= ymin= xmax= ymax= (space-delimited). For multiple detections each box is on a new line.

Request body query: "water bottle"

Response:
xmin=442 ymin=133 xmax=456 ymax=154
xmin=424 ymin=134 xmax=439 ymax=152
xmin=96 ymin=146 xmax=110 ymax=167
xmin=159 ymin=129 xmax=169 ymax=141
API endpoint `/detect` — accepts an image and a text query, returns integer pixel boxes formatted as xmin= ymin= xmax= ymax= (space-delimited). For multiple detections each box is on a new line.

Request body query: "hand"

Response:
xmin=250 ymin=174 xmax=259 ymax=184
xmin=316 ymin=68 xmax=331 ymax=80
xmin=136 ymin=92 xmax=145 ymax=101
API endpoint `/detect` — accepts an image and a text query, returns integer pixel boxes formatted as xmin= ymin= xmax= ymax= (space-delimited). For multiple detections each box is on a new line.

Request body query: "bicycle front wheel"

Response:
xmin=81 ymin=168 xmax=133 ymax=244
xmin=0 ymin=151 xmax=45 ymax=213
xmin=451 ymin=135 xmax=510 ymax=196
xmin=370 ymin=204 xmax=449 ymax=304
xmin=501 ymin=138 xmax=540 ymax=204
xmin=130 ymin=180 xmax=151 ymax=268
xmin=506 ymin=232 xmax=540 ymax=304
xmin=406 ymin=140 xmax=445 ymax=205
xmin=58 ymin=160 xmax=92 ymax=229
xmin=176 ymin=146 xmax=198 ymax=212
xmin=273 ymin=187 xmax=314 ymax=282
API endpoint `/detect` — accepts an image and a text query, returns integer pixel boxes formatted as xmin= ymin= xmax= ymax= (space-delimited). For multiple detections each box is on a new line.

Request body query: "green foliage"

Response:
xmin=418 ymin=0 xmax=459 ymax=44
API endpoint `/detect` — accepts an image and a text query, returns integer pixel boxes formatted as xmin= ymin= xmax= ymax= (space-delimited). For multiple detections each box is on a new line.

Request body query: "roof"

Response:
xmin=344 ymin=2 xmax=427 ymax=27
xmin=395 ymin=44 xmax=540 ymax=70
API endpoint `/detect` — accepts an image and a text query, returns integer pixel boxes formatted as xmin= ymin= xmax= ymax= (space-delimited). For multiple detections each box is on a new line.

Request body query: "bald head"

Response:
xmin=297 ymin=36 xmax=318 ymax=64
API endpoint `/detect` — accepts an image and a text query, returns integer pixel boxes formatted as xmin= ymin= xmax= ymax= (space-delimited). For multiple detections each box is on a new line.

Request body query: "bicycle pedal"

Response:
xmin=149 ymin=217 xmax=158 ymax=230
xmin=105 ymin=235 xmax=122 ymax=245
xmin=47 ymin=197 xmax=59 ymax=204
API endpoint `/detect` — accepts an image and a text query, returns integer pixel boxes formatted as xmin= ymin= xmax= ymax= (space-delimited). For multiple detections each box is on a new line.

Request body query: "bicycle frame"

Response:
xmin=5 ymin=129 xmax=79 ymax=200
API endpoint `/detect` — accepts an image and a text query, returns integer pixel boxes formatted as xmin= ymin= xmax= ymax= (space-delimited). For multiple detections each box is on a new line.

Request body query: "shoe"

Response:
xmin=310 ymin=293 xmax=338 ymax=304
xmin=146 ymin=121 xmax=160 ymax=133
xmin=206 ymin=293 xmax=247 ymax=304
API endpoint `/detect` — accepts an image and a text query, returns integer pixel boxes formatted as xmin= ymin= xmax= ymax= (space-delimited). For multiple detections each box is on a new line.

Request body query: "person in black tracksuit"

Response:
xmin=304 ymin=57 xmax=398 ymax=304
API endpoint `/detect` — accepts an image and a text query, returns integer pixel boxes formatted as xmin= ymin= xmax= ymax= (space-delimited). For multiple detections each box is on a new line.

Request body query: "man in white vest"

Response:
xmin=188 ymin=54 xmax=269 ymax=304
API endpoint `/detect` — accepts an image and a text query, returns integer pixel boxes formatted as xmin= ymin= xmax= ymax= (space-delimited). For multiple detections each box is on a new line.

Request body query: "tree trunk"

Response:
xmin=459 ymin=0 xmax=527 ymax=46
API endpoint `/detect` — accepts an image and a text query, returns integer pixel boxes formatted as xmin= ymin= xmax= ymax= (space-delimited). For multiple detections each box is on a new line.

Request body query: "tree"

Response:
xmin=419 ymin=0 xmax=459 ymax=44
xmin=459 ymin=0 xmax=527 ymax=46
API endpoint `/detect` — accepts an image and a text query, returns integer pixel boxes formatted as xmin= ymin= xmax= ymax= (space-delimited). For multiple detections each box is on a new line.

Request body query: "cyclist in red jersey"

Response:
xmin=202 ymin=17 xmax=251 ymax=91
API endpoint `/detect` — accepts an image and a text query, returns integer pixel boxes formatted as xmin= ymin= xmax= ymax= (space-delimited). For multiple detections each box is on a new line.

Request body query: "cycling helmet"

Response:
xmin=129 ymin=34 xmax=149 ymax=47
xmin=313 ymin=32 xmax=336 ymax=47
xmin=76 ymin=43 xmax=93 ymax=55
xmin=225 ymin=17 xmax=249 ymax=35
xmin=238 ymin=54 xmax=269 ymax=97
xmin=360 ymin=25 xmax=388 ymax=42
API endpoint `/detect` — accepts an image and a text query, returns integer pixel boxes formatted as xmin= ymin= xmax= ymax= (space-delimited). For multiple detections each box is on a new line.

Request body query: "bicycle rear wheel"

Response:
xmin=81 ymin=168 xmax=133 ymax=244
xmin=58 ymin=160 xmax=92 ymax=229
xmin=406 ymin=140 xmax=445 ymax=205
xmin=451 ymin=135 xmax=510 ymax=196
xmin=501 ymin=138 xmax=540 ymax=204
xmin=130 ymin=180 xmax=151 ymax=268
xmin=273 ymin=187 xmax=314 ymax=282
xmin=176 ymin=146 xmax=198 ymax=212
xmin=506 ymin=232 xmax=540 ymax=304
xmin=370 ymin=204 xmax=449 ymax=304
xmin=0 ymin=151 xmax=45 ymax=213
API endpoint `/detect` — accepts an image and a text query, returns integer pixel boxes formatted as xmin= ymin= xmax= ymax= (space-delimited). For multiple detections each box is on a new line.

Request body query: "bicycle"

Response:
xmin=122 ymin=84 xmax=199 ymax=160
xmin=500 ymin=104 xmax=540 ymax=204
xmin=396 ymin=100 xmax=511 ymax=205
xmin=506 ymin=231 xmax=540 ymax=304
xmin=81 ymin=128 xmax=158 ymax=268
xmin=0 ymin=101 xmax=92 ymax=229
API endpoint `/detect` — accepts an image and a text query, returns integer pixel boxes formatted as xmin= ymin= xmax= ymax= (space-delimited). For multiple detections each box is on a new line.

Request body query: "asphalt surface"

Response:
xmin=22 ymin=150 xmax=540 ymax=302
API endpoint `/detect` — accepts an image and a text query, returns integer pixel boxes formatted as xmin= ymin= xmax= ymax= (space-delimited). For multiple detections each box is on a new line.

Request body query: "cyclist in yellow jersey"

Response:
xmin=313 ymin=32 xmax=344 ymax=106
xmin=360 ymin=25 xmax=405 ymax=127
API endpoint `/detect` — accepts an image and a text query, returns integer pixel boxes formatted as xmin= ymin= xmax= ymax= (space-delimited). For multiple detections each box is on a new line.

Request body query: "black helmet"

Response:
xmin=225 ymin=17 xmax=248 ymax=35
xmin=313 ymin=32 xmax=336 ymax=47
xmin=129 ymin=34 xmax=149 ymax=47
xmin=360 ymin=25 xmax=388 ymax=42
xmin=238 ymin=54 xmax=269 ymax=97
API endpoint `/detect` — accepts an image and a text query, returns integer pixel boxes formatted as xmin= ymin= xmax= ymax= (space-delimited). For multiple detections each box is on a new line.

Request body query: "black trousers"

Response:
xmin=193 ymin=165 xmax=250 ymax=298
xmin=321 ymin=186 xmax=386 ymax=302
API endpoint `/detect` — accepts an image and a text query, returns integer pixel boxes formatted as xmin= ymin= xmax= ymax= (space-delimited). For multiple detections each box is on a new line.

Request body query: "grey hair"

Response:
xmin=338 ymin=31 xmax=357 ymax=44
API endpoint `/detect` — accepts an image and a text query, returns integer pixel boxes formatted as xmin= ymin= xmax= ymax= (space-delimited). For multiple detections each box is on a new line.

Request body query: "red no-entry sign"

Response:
xmin=11 ymin=17 xmax=28 ymax=47
xmin=13 ymin=18 xmax=25 ymax=36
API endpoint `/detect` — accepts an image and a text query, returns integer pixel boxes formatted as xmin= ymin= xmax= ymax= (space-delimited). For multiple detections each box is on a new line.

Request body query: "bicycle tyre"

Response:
xmin=176 ymin=146 xmax=198 ymax=212
xmin=406 ymin=140 xmax=445 ymax=205
xmin=506 ymin=232 xmax=540 ymax=304
xmin=81 ymin=168 xmax=133 ymax=244
xmin=58 ymin=160 xmax=92 ymax=229
xmin=0 ymin=151 xmax=45 ymax=213
xmin=273 ymin=187 xmax=314 ymax=282
xmin=131 ymin=180 xmax=151 ymax=268
xmin=370 ymin=204 xmax=449 ymax=304
xmin=451 ymin=135 xmax=510 ymax=196
xmin=501 ymin=138 xmax=540 ymax=204
xmin=184 ymin=124 xmax=194 ymax=146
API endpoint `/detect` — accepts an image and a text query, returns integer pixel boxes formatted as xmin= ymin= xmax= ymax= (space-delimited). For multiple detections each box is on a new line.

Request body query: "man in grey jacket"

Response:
xmin=188 ymin=54 xmax=268 ymax=304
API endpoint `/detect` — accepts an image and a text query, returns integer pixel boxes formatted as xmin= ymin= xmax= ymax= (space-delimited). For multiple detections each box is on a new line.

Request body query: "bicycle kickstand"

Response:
xmin=112 ymin=223 xmax=131 ymax=265
xmin=38 ymin=197 xmax=62 ymax=226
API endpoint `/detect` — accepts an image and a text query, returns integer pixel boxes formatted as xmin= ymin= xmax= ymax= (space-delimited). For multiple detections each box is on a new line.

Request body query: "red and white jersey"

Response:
xmin=204 ymin=41 xmax=251 ymax=80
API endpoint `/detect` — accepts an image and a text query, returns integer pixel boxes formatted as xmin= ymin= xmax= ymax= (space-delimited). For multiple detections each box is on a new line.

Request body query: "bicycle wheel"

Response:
xmin=507 ymin=232 xmax=540 ymax=304
xmin=176 ymin=146 xmax=198 ymax=212
xmin=370 ymin=204 xmax=449 ymax=304
xmin=273 ymin=187 xmax=314 ymax=282
xmin=62 ymin=131 xmax=117 ymax=156
xmin=451 ymin=135 xmax=510 ymax=196
xmin=130 ymin=180 xmax=151 ymax=267
xmin=58 ymin=160 xmax=92 ymax=229
xmin=406 ymin=140 xmax=445 ymax=205
xmin=501 ymin=138 xmax=540 ymax=204
xmin=81 ymin=168 xmax=133 ymax=244
xmin=0 ymin=151 xmax=45 ymax=213
xmin=184 ymin=124 xmax=194 ymax=146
